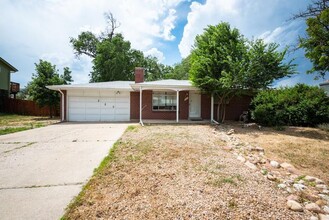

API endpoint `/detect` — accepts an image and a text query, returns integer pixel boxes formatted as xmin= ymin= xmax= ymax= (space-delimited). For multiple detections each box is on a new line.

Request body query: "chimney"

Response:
xmin=135 ymin=67 xmax=144 ymax=83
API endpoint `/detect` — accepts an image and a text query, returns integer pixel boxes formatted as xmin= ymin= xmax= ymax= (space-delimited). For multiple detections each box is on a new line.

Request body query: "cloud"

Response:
xmin=144 ymin=48 xmax=165 ymax=62
xmin=178 ymin=0 xmax=309 ymax=58
xmin=0 ymin=0 xmax=184 ymax=87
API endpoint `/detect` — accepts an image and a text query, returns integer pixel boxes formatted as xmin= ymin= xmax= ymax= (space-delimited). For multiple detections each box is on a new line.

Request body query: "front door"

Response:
xmin=189 ymin=91 xmax=201 ymax=118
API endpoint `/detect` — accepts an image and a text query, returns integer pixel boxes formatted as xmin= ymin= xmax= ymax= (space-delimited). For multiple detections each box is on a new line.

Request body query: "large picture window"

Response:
xmin=152 ymin=92 xmax=177 ymax=111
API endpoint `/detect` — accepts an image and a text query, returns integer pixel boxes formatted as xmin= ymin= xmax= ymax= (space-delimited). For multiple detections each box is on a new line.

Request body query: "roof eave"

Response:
xmin=0 ymin=57 xmax=18 ymax=72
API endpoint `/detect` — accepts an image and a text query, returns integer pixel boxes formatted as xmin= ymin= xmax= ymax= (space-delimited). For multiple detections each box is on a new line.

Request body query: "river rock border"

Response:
xmin=213 ymin=124 xmax=329 ymax=220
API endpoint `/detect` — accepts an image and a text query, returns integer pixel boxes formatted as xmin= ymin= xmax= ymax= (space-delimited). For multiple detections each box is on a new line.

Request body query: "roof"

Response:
xmin=319 ymin=80 xmax=329 ymax=86
xmin=131 ymin=79 xmax=198 ymax=91
xmin=47 ymin=81 xmax=134 ymax=91
xmin=0 ymin=57 xmax=18 ymax=72
xmin=47 ymin=79 xmax=199 ymax=91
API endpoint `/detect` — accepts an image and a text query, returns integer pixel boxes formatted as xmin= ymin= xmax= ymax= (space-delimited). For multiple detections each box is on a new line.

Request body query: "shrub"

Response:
xmin=251 ymin=84 xmax=329 ymax=126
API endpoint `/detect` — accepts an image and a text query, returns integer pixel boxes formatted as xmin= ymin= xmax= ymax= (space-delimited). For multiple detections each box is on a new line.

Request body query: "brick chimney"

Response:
xmin=135 ymin=67 xmax=144 ymax=83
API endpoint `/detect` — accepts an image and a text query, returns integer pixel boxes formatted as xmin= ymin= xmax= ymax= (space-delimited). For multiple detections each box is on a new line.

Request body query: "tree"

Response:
xmin=165 ymin=55 xmax=191 ymax=80
xmin=27 ymin=60 xmax=72 ymax=118
xmin=190 ymin=22 xmax=295 ymax=122
xmin=62 ymin=67 xmax=73 ymax=84
xmin=70 ymin=12 xmax=164 ymax=82
xmin=292 ymin=0 xmax=329 ymax=78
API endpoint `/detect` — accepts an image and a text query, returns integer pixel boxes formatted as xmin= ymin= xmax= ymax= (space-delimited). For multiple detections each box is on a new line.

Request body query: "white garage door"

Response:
xmin=68 ymin=90 xmax=130 ymax=121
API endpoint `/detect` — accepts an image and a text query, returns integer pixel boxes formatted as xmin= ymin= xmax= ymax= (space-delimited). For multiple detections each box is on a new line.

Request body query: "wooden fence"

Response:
xmin=0 ymin=97 xmax=59 ymax=116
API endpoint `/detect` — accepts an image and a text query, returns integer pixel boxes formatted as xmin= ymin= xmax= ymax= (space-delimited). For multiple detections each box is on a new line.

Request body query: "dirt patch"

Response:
xmin=229 ymin=122 xmax=329 ymax=184
xmin=64 ymin=125 xmax=311 ymax=219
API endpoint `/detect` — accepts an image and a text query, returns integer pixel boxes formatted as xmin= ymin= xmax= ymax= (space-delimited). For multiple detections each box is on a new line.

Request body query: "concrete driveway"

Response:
xmin=0 ymin=122 xmax=130 ymax=220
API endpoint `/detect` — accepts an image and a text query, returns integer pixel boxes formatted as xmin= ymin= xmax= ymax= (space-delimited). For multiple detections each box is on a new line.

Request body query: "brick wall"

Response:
xmin=130 ymin=90 xmax=189 ymax=120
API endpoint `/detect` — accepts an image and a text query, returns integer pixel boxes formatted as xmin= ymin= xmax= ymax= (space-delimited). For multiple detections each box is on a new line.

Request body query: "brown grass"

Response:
xmin=62 ymin=125 xmax=310 ymax=220
xmin=230 ymin=122 xmax=329 ymax=184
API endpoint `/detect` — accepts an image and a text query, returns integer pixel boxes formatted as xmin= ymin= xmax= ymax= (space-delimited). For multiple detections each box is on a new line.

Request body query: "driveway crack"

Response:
xmin=0 ymin=182 xmax=84 ymax=190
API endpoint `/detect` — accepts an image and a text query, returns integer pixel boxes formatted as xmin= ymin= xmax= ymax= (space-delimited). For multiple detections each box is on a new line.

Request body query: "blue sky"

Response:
xmin=1 ymin=0 xmax=327 ymax=88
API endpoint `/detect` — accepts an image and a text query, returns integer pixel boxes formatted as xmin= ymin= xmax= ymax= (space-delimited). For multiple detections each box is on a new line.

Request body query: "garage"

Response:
xmin=67 ymin=90 xmax=130 ymax=122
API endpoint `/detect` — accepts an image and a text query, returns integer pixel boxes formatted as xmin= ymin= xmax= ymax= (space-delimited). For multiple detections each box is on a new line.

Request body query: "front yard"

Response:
xmin=0 ymin=113 xmax=59 ymax=135
xmin=62 ymin=124 xmax=328 ymax=219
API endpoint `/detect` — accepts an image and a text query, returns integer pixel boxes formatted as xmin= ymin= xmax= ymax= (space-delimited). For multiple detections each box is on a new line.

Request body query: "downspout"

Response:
xmin=176 ymin=90 xmax=179 ymax=123
xmin=58 ymin=89 xmax=64 ymax=122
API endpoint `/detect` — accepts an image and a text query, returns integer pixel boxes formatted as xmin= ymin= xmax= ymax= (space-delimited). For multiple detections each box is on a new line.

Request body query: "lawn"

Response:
xmin=0 ymin=113 xmax=59 ymax=135
xmin=230 ymin=123 xmax=329 ymax=184
xmin=62 ymin=125 xmax=311 ymax=219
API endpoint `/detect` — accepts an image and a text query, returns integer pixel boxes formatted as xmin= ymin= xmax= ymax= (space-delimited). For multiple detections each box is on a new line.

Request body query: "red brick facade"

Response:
xmin=134 ymin=67 xmax=145 ymax=83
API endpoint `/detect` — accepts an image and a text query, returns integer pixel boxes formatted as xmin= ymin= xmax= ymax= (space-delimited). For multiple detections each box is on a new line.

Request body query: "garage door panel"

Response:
xmin=68 ymin=90 xmax=130 ymax=122
xmin=68 ymin=90 xmax=84 ymax=96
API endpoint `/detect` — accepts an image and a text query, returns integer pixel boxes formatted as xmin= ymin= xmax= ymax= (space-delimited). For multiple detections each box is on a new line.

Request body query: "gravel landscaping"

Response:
xmin=62 ymin=125 xmax=321 ymax=219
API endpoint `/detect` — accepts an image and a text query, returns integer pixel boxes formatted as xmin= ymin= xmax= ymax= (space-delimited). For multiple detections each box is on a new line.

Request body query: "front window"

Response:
xmin=152 ymin=92 xmax=177 ymax=111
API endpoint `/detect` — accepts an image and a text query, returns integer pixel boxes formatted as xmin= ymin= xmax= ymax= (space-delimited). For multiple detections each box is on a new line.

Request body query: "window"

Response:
xmin=152 ymin=92 xmax=177 ymax=111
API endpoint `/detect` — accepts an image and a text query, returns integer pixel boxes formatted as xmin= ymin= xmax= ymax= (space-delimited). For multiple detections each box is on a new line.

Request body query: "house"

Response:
xmin=0 ymin=57 xmax=19 ymax=98
xmin=320 ymin=80 xmax=329 ymax=96
xmin=47 ymin=67 xmax=251 ymax=123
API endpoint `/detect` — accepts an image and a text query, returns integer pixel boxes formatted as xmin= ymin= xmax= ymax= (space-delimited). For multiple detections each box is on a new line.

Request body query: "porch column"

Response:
xmin=211 ymin=93 xmax=214 ymax=123
xmin=176 ymin=90 xmax=179 ymax=123
xmin=139 ymin=86 xmax=143 ymax=125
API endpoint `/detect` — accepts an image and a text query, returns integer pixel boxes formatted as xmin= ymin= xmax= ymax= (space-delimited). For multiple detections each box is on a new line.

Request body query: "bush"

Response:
xmin=251 ymin=84 xmax=329 ymax=126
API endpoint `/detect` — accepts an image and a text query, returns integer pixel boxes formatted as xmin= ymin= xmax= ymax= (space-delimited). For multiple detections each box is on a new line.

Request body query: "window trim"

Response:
xmin=152 ymin=91 xmax=177 ymax=111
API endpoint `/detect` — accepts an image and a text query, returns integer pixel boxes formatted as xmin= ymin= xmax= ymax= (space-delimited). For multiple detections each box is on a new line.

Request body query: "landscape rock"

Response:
xmin=316 ymin=185 xmax=328 ymax=190
xmin=324 ymin=206 xmax=329 ymax=214
xmin=249 ymin=146 xmax=264 ymax=152
xmin=316 ymin=178 xmax=325 ymax=184
xmin=227 ymin=129 xmax=235 ymax=135
xmin=245 ymin=161 xmax=257 ymax=170
xmin=237 ymin=155 xmax=246 ymax=163
xmin=278 ymin=183 xmax=287 ymax=189
xmin=316 ymin=200 xmax=328 ymax=207
xmin=270 ymin=160 xmax=280 ymax=168
xmin=323 ymin=190 xmax=329 ymax=195
xmin=287 ymin=200 xmax=303 ymax=212
xmin=305 ymin=176 xmax=317 ymax=182
xmin=287 ymin=194 xmax=299 ymax=201
xmin=318 ymin=214 xmax=329 ymax=220
xmin=267 ymin=174 xmax=277 ymax=181
xmin=305 ymin=203 xmax=322 ymax=213
xmin=319 ymin=194 xmax=329 ymax=202
xmin=293 ymin=183 xmax=307 ymax=191
xmin=222 ymin=146 xmax=233 ymax=151
xmin=280 ymin=162 xmax=294 ymax=169
xmin=310 ymin=216 xmax=319 ymax=220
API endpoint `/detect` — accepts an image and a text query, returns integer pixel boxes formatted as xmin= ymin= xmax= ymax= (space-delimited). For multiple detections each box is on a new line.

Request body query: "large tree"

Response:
xmin=190 ymin=22 xmax=295 ymax=122
xmin=27 ymin=60 xmax=73 ymax=117
xmin=70 ymin=12 xmax=165 ymax=82
xmin=165 ymin=55 xmax=191 ymax=80
xmin=292 ymin=0 xmax=329 ymax=78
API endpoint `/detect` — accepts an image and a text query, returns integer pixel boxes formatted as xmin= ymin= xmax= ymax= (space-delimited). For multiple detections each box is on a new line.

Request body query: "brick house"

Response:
xmin=47 ymin=67 xmax=251 ymax=123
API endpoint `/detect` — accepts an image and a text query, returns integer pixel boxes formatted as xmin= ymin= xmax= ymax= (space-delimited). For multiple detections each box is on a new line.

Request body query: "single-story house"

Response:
xmin=47 ymin=67 xmax=251 ymax=124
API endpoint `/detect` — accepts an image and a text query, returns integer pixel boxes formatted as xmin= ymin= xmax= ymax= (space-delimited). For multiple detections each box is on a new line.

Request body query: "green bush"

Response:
xmin=251 ymin=84 xmax=329 ymax=126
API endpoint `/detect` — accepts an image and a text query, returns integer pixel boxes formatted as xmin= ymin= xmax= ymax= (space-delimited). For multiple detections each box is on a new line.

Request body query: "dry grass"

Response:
xmin=230 ymin=122 xmax=329 ymax=184
xmin=63 ymin=125 xmax=310 ymax=220
xmin=0 ymin=113 xmax=59 ymax=135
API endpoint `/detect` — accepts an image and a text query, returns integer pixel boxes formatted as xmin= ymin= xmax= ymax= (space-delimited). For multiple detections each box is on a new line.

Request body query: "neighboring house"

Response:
xmin=47 ymin=68 xmax=251 ymax=123
xmin=320 ymin=80 xmax=329 ymax=96
xmin=0 ymin=57 xmax=19 ymax=98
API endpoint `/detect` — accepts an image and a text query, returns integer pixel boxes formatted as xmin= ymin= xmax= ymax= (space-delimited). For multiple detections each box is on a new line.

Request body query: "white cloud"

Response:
xmin=178 ymin=0 xmax=308 ymax=58
xmin=0 ymin=0 xmax=183 ymax=86
xmin=145 ymin=48 xmax=165 ymax=62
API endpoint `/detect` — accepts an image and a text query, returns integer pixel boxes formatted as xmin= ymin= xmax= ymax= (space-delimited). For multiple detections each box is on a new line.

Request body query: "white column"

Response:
xmin=139 ymin=86 xmax=142 ymax=124
xmin=176 ymin=90 xmax=179 ymax=123
xmin=211 ymin=93 xmax=214 ymax=123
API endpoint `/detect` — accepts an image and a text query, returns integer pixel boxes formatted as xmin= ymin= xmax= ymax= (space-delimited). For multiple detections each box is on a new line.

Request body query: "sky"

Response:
xmin=1 ymin=0 xmax=328 ymax=88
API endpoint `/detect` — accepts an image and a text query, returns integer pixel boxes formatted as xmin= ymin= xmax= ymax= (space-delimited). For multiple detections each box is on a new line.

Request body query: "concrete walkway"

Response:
xmin=0 ymin=122 xmax=130 ymax=220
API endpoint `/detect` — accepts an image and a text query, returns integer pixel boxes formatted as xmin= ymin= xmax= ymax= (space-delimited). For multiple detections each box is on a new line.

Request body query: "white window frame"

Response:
xmin=152 ymin=91 xmax=177 ymax=111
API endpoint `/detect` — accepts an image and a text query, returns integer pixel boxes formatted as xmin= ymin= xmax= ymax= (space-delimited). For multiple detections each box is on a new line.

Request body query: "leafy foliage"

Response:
xmin=165 ymin=55 xmax=191 ymax=80
xmin=189 ymin=22 xmax=295 ymax=122
xmin=70 ymin=12 xmax=169 ymax=82
xmin=27 ymin=60 xmax=73 ymax=117
xmin=251 ymin=84 xmax=329 ymax=126
xmin=292 ymin=0 xmax=329 ymax=78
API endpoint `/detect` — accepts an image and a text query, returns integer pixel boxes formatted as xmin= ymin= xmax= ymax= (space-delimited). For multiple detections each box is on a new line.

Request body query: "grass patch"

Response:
xmin=207 ymin=174 xmax=243 ymax=187
xmin=126 ymin=125 xmax=138 ymax=132
xmin=0 ymin=127 xmax=31 ymax=135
